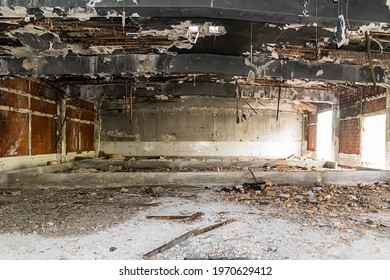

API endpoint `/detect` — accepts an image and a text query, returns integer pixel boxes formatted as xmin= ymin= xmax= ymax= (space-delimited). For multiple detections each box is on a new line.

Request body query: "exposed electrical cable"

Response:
xmin=345 ymin=0 xmax=351 ymax=29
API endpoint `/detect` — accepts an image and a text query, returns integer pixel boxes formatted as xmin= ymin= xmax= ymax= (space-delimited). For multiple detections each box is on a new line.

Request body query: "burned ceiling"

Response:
xmin=0 ymin=0 xmax=390 ymax=100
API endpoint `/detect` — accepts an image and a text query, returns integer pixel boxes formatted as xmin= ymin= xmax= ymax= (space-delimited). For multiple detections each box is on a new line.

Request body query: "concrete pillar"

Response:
xmin=60 ymin=98 xmax=67 ymax=162
xmin=332 ymin=99 xmax=340 ymax=163
xmin=385 ymin=88 xmax=390 ymax=170
xmin=94 ymin=101 xmax=101 ymax=157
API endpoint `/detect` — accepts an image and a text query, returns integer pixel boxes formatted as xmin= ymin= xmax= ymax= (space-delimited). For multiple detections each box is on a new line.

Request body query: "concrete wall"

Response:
xmin=100 ymin=97 xmax=303 ymax=158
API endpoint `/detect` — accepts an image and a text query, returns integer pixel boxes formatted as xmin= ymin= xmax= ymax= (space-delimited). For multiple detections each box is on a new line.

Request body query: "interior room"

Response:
xmin=0 ymin=0 xmax=390 ymax=260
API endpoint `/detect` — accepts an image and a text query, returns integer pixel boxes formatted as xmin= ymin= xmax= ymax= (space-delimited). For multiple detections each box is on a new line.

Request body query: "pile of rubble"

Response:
xmin=64 ymin=163 xmax=322 ymax=174
xmin=220 ymin=181 xmax=390 ymax=233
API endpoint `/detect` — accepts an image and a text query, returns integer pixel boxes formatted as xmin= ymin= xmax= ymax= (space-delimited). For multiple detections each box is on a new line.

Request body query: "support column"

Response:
xmin=27 ymin=81 xmax=32 ymax=156
xmin=385 ymin=88 xmax=390 ymax=170
xmin=332 ymin=100 xmax=340 ymax=164
xmin=94 ymin=101 xmax=101 ymax=157
xmin=60 ymin=98 xmax=67 ymax=162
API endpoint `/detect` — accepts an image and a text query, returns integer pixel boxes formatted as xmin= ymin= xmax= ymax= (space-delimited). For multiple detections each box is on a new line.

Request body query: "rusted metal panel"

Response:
xmin=66 ymin=120 xmax=80 ymax=153
xmin=0 ymin=90 xmax=28 ymax=109
xmin=31 ymin=115 xmax=57 ymax=155
xmin=81 ymin=123 xmax=95 ymax=151
xmin=0 ymin=110 xmax=29 ymax=157
xmin=30 ymin=98 xmax=56 ymax=115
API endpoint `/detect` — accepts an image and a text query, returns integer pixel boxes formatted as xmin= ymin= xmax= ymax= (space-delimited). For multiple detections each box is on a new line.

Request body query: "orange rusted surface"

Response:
xmin=0 ymin=90 xmax=28 ymax=109
xmin=0 ymin=110 xmax=29 ymax=157
xmin=30 ymin=98 xmax=56 ymax=115
xmin=31 ymin=115 xmax=57 ymax=155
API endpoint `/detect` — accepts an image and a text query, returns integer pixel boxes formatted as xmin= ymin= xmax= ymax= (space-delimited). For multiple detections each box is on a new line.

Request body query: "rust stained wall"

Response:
xmin=1 ymin=78 xmax=96 ymax=159
xmin=0 ymin=77 xmax=58 ymax=157
xmin=0 ymin=90 xmax=28 ymax=109
xmin=66 ymin=120 xmax=80 ymax=153
xmin=81 ymin=123 xmax=95 ymax=151
xmin=31 ymin=115 xmax=57 ymax=155
xmin=65 ymin=99 xmax=95 ymax=153
xmin=0 ymin=111 xmax=29 ymax=157
xmin=30 ymin=99 xmax=56 ymax=115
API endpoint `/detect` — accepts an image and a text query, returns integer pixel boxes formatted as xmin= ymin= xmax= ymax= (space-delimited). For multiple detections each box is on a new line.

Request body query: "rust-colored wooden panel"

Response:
xmin=30 ymin=98 xmax=56 ymax=115
xmin=0 ymin=110 xmax=29 ymax=157
xmin=81 ymin=123 xmax=95 ymax=151
xmin=31 ymin=115 xmax=57 ymax=155
xmin=81 ymin=110 xmax=95 ymax=122
xmin=0 ymin=90 xmax=28 ymax=109
xmin=66 ymin=120 xmax=80 ymax=153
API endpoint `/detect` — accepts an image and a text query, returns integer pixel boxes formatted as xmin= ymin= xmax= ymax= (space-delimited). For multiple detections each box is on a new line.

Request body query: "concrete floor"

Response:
xmin=0 ymin=186 xmax=389 ymax=260
xmin=1 ymin=159 xmax=389 ymax=260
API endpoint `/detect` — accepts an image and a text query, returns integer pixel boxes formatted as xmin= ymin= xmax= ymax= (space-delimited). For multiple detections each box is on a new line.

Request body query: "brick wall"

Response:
xmin=0 ymin=77 xmax=96 ymax=159
xmin=66 ymin=99 xmax=95 ymax=153
xmin=339 ymin=119 xmax=361 ymax=154
xmin=338 ymin=86 xmax=386 ymax=156
xmin=0 ymin=77 xmax=58 ymax=157
xmin=307 ymin=114 xmax=317 ymax=151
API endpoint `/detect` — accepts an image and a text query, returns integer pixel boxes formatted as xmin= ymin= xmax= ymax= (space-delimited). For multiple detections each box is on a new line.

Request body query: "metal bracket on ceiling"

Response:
xmin=187 ymin=26 xmax=200 ymax=44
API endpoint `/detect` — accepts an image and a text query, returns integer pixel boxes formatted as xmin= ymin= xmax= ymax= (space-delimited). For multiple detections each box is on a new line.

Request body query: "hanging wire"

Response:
xmin=315 ymin=0 xmax=318 ymax=46
xmin=345 ymin=0 xmax=351 ymax=29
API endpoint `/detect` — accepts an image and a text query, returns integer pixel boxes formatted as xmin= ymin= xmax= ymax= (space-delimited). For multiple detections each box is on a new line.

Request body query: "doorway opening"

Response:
xmin=316 ymin=110 xmax=333 ymax=160
xmin=361 ymin=114 xmax=386 ymax=169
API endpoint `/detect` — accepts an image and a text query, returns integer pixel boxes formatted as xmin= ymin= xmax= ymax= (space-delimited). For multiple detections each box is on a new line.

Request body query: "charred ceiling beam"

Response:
xmin=67 ymin=82 xmax=337 ymax=103
xmin=0 ymin=54 xmax=387 ymax=84
xmin=2 ymin=0 xmax=390 ymax=27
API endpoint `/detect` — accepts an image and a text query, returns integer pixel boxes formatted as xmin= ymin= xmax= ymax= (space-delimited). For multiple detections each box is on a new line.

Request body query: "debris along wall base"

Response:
xmin=99 ymin=97 xmax=304 ymax=158
xmin=0 ymin=77 xmax=96 ymax=172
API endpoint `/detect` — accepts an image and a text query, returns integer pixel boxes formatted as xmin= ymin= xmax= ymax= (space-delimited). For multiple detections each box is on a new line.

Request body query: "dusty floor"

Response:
xmin=0 ymin=182 xmax=389 ymax=260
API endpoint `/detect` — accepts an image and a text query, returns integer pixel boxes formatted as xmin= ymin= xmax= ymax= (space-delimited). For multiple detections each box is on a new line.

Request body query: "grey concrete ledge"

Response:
xmin=1 ymin=170 xmax=390 ymax=189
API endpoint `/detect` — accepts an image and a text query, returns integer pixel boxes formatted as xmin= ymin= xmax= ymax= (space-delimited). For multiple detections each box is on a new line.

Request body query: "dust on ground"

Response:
xmin=0 ymin=187 xmax=158 ymax=236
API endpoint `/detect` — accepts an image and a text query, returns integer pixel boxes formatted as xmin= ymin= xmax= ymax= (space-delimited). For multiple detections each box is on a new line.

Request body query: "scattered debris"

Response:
xmin=146 ymin=212 xmax=203 ymax=221
xmin=220 ymin=181 xmax=390 ymax=234
xmin=143 ymin=228 xmax=200 ymax=260
xmin=120 ymin=188 xmax=129 ymax=193
xmin=143 ymin=219 xmax=235 ymax=260
xmin=193 ymin=218 xmax=236 ymax=237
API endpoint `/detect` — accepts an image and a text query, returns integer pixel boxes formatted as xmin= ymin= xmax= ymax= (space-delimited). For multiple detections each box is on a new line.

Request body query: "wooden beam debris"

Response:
xmin=142 ymin=218 xmax=235 ymax=260
xmin=146 ymin=212 xmax=203 ymax=221
xmin=193 ymin=218 xmax=236 ymax=237
xmin=142 ymin=228 xmax=200 ymax=260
